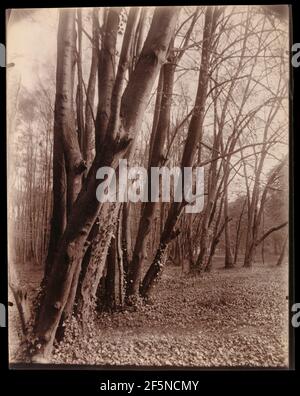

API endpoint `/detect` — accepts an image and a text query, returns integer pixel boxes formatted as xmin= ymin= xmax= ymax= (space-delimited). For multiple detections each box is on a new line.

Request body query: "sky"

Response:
xmin=7 ymin=9 xmax=58 ymax=92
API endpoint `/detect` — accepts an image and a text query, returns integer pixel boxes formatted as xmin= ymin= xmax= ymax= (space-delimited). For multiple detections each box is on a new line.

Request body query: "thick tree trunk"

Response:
xmin=205 ymin=196 xmax=224 ymax=272
xmin=122 ymin=202 xmax=132 ymax=278
xmin=104 ymin=232 xmax=119 ymax=311
xmin=62 ymin=7 xmax=139 ymax=323
xmin=76 ymin=201 xmax=120 ymax=323
xmin=76 ymin=9 xmax=85 ymax=152
xmin=141 ymin=7 xmax=217 ymax=298
xmin=84 ymin=8 xmax=99 ymax=170
xmin=77 ymin=6 xmax=141 ymax=314
xmin=127 ymin=56 xmax=176 ymax=300
xmin=95 ymin=8 xmax=120 ymax=149
xmin=103 ymin=207 xmax=124 ymax=310
xmin=44 ymin=131 xmax=66 ymax=278
xmin=129 ymin=8 xmax=148 ymax=77
xmin=44 ymin=9 xmax=85 ymax=279
xmin=206 ymin=217 xmax=231 ymax=272
xmin=32 ymin=7 xmax=179 ymax=362
xmin=140 ymin=203 xmax=183 ymax=297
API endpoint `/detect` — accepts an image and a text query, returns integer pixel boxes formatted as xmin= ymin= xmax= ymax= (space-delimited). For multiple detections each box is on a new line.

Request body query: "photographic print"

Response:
xmin=6 ymin=5 xmax=290 ymax=367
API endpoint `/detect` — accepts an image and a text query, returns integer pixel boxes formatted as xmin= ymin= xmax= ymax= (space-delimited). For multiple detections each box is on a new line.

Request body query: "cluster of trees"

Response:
xmin=7 ymin=6 xmax=288 ymax=362
xmin=8 ymin=85 xmax=54 ymax=266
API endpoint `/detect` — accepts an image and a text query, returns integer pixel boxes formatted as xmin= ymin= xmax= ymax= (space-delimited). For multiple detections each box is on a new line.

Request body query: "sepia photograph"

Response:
xmin=6 ymin=5 xmax=290 ymax=368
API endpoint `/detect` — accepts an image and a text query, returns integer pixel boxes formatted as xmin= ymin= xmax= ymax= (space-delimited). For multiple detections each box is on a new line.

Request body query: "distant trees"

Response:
xmin=9 ymin=84 xmax=54 ymax=267
xmin=222 ymin=159 xmax=288 ymax=264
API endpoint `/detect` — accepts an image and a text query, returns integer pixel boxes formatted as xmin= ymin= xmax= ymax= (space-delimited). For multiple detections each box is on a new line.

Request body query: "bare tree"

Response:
xmin=32 ymin=7 xmax=180 ymax=362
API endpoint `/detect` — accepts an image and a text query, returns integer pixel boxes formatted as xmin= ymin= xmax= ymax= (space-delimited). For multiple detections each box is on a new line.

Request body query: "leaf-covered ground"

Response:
xmin=49 ymin=264 xmax=289 ymax=367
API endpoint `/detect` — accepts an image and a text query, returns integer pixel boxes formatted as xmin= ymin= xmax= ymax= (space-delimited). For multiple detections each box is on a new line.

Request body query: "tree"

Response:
xmin=45 ymin=9 xmax=86 ymax=280
xmin=126 ymin=8 xmax=200 ymax=301
xmin=32 ymin=6 xmax=180 ymax=362
xmin=141 ymin=6 xmax=221 ymax=298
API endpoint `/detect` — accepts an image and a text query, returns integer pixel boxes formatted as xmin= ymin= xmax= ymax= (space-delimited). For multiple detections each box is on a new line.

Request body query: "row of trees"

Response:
xmin=7 ymin=6 xmax=288 ymax=362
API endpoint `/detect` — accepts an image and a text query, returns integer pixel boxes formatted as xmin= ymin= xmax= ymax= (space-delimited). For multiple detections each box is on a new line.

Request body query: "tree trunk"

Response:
xmin=77 ymin=6 xmax=141 ymax=314
xmin=32 ymin=7 xmax=179 ymax=362
xmin=76 ymin=9 xmax=85 ymax=152
xmin=224 ymin=187 xmax=234 ymax=269
xmin=95 ymin=8 xmax=120 ymax=149
xmin=44 ymin=9 xmax=85 ymax=280
xmin=62 ymin=7 xmax=139 ymax=324
xmin=103 ymin=207 xmax=124 ymax=310
xmin=127 ymin=54 xmax=176 ymax=300
xmin=233 ymin=198 xmax=246 ymax=265
xmin=244 ymin=158 xmax=286 ymax=267
xmin=276 ymin=233 xmax=288 ymax=266
xmin=141 ymin=7 xmax=218 ymax=298
xmin=83 ymin=8 xmax=99 ymax=170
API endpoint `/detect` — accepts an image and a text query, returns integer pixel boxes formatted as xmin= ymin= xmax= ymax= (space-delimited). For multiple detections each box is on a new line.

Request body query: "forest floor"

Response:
xmin=9 ymin=259 xmax=289 ymax=367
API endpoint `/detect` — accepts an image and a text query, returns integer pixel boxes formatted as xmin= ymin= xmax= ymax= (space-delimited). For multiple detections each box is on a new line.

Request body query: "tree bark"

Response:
xmin=224 ymin=184 xmax=234 ymax=269
xmin=83 ymin=8 xmax=99 ymax=170
xmin=141 ymin=7 xmax=218 ymax=299
xmin=76 ymin=9 xmax=85 ymax=152
xmin=32 ymin=7 xmax=179 ymax=362
xmin=77 ymin=6 xmax=141 ymax=314
xmin=127 ymin=51 xmax=176 ymax=300
xmin=95 ymin=8 xmax=120 ymax=150
xmin=44 ymin=9 xmax=85 ymax=279
xmin=276 ymin=233 xmax=288 ymax=266
xmin=233 ymin=198 xmax=246 ymax=265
